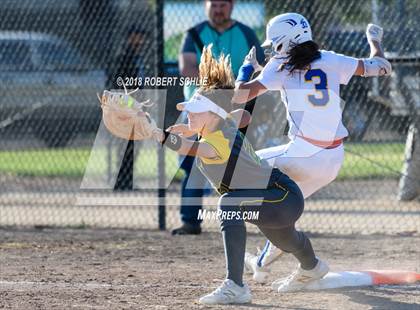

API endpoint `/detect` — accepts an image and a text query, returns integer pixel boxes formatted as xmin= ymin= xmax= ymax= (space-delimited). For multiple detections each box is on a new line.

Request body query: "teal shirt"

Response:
xmin=180 ymin=20 xmax=264 ymax=100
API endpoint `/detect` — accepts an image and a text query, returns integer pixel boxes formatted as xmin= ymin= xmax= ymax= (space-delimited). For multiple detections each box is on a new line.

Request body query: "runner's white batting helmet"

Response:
xmin=262 ymin=13 xmax=312 ymax=58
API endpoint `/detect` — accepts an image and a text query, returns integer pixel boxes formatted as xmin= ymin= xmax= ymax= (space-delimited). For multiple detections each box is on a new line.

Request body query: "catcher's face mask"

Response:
xmin=176 ymin=93 xmax=228 ymax=120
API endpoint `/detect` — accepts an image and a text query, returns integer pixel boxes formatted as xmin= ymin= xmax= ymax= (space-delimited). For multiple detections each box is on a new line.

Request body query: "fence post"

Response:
xmin=156 ymin=0 xmax=166 ymax=230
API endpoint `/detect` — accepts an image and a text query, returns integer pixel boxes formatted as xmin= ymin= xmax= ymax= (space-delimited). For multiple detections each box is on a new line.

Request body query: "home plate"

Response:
xmin=303 ymin=270 xmax=420 ymax=290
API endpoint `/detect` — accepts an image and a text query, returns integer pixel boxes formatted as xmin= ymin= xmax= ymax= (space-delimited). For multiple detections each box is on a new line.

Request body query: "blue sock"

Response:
xmin=222 ymin=224 xmax=246 ymax=287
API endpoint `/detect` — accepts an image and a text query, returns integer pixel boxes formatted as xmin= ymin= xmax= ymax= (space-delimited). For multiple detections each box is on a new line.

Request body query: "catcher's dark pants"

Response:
xmin=218 ymin=176 xmax=318 ymax=285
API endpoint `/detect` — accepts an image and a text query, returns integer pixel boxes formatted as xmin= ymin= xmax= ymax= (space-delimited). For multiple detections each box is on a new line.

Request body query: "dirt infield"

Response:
xmin=0 ymin=228 xmax=419 ymax=309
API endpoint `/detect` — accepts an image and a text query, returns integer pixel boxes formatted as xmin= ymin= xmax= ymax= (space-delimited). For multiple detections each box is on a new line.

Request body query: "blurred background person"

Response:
xmin=106 ymin=26 xmax=147 ymax=190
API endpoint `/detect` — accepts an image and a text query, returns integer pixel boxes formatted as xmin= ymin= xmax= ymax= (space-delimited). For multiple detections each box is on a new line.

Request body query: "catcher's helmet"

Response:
xmin=261 ymin=13 xmax=312 ymax=58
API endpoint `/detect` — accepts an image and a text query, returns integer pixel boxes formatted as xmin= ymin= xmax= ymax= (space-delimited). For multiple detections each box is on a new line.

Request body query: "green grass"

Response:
xmin=0 ymin=148 xmax=91 ymax=178
xmin=0 ymin=143 xmax=405 ymax=180
xmin=165 ymin=33 xmax=184 ymax=62
xmin=0 ymin=147 xmax=182 ymax=179
xmin=339 ymin=143 xmax=405 ymax=180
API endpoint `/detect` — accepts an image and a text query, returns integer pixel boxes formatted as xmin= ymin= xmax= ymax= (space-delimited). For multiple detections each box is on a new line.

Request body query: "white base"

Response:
xmin=305 ymin=271 xmax=373 ymax=290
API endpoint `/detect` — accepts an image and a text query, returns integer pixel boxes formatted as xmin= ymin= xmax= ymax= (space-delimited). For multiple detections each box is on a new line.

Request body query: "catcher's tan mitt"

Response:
xmin=98 ymin=90 xmax=158 ymax=141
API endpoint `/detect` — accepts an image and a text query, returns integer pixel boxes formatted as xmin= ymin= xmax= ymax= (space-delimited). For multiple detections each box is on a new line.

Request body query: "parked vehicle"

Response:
xmin=0 ymin=31 xmax=105 ymax=147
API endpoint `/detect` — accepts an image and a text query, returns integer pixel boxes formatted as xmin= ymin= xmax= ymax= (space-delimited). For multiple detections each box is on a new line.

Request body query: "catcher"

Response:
xmin=100 ymin=46 xmax=327 ymax=305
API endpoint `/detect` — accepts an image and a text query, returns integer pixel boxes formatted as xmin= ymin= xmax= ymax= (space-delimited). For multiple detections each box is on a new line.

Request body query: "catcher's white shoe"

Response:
xmin=244 ymin=245 xmax=283 ymax=283
xmin=272 ymin=259 xmax=329 ymax=292
xmin=199 ymin=279 xmax=252 ymax=305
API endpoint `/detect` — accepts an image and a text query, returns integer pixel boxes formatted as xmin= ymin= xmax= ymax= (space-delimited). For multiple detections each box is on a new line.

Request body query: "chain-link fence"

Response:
xmin=0 ymin=0 xmax=419 ymax=234
xmin=0 ymin=0 xmax=164 ymax=228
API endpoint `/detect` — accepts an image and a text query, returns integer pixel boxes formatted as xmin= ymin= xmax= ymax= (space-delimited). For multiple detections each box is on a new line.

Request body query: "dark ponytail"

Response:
xmin=281 ymin=41 xmax=321 ymax=73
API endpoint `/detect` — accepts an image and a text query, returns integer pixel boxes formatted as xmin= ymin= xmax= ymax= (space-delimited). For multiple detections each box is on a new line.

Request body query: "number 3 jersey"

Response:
xmin=256 ymin=50 xmax=359 ymax=142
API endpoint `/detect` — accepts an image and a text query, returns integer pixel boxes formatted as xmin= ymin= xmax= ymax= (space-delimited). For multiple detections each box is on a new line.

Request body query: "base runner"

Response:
xmin=233 ymin=13 xmax=392 ymax=285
